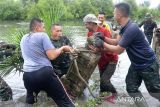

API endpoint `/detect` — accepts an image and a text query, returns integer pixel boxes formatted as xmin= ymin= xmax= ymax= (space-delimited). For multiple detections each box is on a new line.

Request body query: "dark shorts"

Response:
xmin=23 ymin=66 xmax=74 ymax=107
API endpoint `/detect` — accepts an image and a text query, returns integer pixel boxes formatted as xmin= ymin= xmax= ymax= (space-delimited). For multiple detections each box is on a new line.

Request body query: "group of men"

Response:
xmin=83 ymin=3 xmax=160 ymax=107
xmin=0 ymin=2 xmax=160 ymax=107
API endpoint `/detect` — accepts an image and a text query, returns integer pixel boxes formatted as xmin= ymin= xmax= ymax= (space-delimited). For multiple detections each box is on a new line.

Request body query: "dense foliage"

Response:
xmin=0 ymin=0 xmax=24 ymax=20
xmin=0 ymin=0 xmax=160 ymax=22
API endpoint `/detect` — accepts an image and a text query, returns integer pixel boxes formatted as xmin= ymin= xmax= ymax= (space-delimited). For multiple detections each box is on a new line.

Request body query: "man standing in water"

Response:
xmin=50 ymin=24 xmax=72 ymax=78
xmin=139 ymin=13 xmax=157 ymax=44
xmin=93 ymin=3 xmax=160 ymax=107
xmin=83 ymin=14 xmax=118 ymax=100
xmin=20 ymin=18 xmax=75 ymax=107
xmin=98 ymin=12 xmax=112 ymax=34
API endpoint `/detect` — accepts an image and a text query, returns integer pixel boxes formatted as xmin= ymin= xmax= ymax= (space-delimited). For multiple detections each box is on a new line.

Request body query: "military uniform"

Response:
xmin=119 ymin=20 xmax=160 ymax=106
xmin=50 ymin=36 xmax=72 ymax=77
xmin=139 ymin=13 xmax=157 ymax=44
xmin=0 ymin=41 xmax=16 ymax=101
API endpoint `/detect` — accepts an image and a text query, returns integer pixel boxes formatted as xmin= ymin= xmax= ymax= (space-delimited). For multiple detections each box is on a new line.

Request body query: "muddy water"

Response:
xmin=0 ymin=22 xmax=160 ymax=107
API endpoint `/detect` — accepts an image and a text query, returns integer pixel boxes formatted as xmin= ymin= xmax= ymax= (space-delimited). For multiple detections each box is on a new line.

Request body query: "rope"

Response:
xmin=70 ymin=52 xmax=96 ymax=98
xmin=67 ymin=49 xmax=107 ymax=100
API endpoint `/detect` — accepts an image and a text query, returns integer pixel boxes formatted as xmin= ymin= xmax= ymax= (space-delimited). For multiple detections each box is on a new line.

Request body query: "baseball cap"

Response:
xmin=83 ymin=14 xmax=101 ymax=24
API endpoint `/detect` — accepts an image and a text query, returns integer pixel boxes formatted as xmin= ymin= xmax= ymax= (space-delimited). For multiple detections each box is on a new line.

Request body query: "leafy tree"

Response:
xmin=124 ymin=0 xmax=138 ymax=20
xmin=137 ymin=7 xmax=149 ymax=21
xmin=21 ymin=0 xmax=39 ymax=5
xmin=143 ymin=1 xmax=150 ymax=7
xmin=68 ymin=0 xmax=96 ymax=19
xmin=36 ymin=0 xmax=66 ymax=35
xmin=0 ymin=1 xmax=24 ymax=20
xmin=91 ymin=0 xmax=113 ymax=18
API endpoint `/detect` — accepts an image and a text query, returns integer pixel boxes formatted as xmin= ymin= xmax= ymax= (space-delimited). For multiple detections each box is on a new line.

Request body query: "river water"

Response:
xmin=0 ymin=22 xmax=160 ymax=107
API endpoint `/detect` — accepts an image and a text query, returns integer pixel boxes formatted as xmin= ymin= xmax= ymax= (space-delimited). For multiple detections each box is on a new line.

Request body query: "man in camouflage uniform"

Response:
xmin=0 ymin=77 xmax=12 ymax=101
xmin=50 ymin=24 xmax=72 ymax=78
xmin=0 ymin=41 xmax=16 ymax=101
xmin=139 ymin=13 xmax=157 ymax=44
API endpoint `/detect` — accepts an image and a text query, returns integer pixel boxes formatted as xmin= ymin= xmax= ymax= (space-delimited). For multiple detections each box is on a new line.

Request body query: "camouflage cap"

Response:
xmin=83 ymin=14 xmax=101 ymax=24
xmin=145 ymin=13 xmax=152 ymax=19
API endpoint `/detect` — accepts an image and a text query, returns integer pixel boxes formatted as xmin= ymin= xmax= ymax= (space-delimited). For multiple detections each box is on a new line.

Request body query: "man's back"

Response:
xmin=20 ymin=32 xmax=54 ymax=72
xmin=119 ymin=21 xmax=156 ymax=70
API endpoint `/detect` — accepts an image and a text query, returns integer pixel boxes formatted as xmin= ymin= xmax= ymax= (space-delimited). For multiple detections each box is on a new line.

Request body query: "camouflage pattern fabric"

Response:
xmin=0 ymin=76 xmax=12 ymax=101
xmin=50 ymin=36 xmax=72 ymax=77
xmin=139 ymin=20 xmax=157 ymax=44
xmin=126 ymin=60 xmax=160 ymax=101
xmin=0 ymin=41 xmax=15 ymax=101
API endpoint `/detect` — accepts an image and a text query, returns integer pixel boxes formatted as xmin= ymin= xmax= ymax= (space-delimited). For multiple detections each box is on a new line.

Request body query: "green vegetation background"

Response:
xmin=0 ymin=0 xmax=160 ymax=22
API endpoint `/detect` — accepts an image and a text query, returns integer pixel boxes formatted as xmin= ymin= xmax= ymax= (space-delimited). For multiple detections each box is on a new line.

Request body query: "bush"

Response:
xmin=36 ymin=0 xmax=67 ymax=35
xmin=0 ymin=1 xmax=24 ymax=20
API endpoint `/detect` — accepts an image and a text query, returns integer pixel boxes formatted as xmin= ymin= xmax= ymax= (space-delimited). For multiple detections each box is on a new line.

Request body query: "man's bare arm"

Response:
xmin=46 ymin=46 xmax=73 ymax=60
xmin=103 ymin=43 xmax=125 ymax=54
xmin=104 ymin=35 xmax=121 ymax=45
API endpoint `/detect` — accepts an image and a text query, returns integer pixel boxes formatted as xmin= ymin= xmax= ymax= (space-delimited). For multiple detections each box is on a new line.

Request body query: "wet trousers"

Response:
xmin=23 ymin=66 xmax=75 ymax=107
xmin=145 ymin=34 xmax=153 ymax=45
xmin=100 ymin=62 xmax=117 ymax=94
xmin=126 ymin=60 xmax=160 ymax=102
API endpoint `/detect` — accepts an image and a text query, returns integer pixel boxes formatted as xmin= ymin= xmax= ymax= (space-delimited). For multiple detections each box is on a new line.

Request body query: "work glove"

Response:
xmin=93 ymin=32 xmax=104 ymax=48
xmin=95 ymin=38 xmax=104 ymax=48
xmin=93 ymin=32 xmax=105 ymax=41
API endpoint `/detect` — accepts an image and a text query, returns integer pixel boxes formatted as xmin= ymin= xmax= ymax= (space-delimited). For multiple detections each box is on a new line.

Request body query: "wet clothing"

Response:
xmin=139 ymin=20 xmax=157 ymax=44
xmin=126 ymin=60 xmax=160 ymax=101
xmin=23 ymin=66 xmax=74 ymax=107
xmin=0 ymin=76 xmax=12 ymax=101
xmin=119 ymin=20 xmax=160 ymax=101
xmin=88 ymin=26 xmax=118 ymax=94
xmin=88 ymin=26 xmax=118 ymax=71
xmin=100 ymin=62 xmax=117 ymax=94
xmin=50 ymin=36 xmax=72 ymax=77
xmin=20 ymin=32 xmax=74 ymax=106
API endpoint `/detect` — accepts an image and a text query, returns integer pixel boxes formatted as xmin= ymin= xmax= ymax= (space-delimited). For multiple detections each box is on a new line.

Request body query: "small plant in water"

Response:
xmin=83 ymin=79 xmax=104 ymax=107
xmin=84 ymin=97 xmax=102 ymax=107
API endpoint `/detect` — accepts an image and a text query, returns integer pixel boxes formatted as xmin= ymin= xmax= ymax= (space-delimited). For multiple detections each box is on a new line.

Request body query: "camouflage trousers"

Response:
xmin=126 ymin=60 xmax=160 ymax=101
xmin=145 ymin=34 xmax=153 ymax=45
xmin=0 ymin=76 xmax=12 ymax=101
xmin=100 ymin=61 xmax=117 ymax=94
